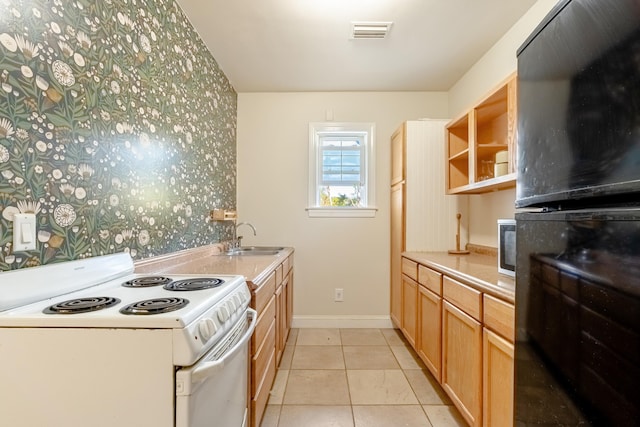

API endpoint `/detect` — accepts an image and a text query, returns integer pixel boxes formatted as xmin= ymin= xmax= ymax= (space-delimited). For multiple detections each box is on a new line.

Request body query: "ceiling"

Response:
xmin=176 ymin=0 xmax=538 ymax=92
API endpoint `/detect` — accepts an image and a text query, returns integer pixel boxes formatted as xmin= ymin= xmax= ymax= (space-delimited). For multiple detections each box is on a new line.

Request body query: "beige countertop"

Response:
xmin=134 ymin=244 xmax=294 ymax=288
xmin=402 ymin=251 xmax=515 ymax=304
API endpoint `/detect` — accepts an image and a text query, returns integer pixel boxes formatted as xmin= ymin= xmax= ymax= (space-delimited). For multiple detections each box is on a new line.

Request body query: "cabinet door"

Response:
xmin=274 ymin=285 xmax=283 ymax=365
xmin=417 ymin=285 xmax=442 ymax=381
xmin=286 ymin=270 xmax=293 ymax=331
xmin=390 ymin=183 xmax=404 ymax=328
xmin=483 ymin=328 xmax=514 ymax=427
xmin=391 ymin=124 xmax=405 ymax=186
xmin=442 ymin=301 xmax=482 ymax=427
xmin=280 ymin=277 xmax=289 ymax=346
xmin=401 ymin=275 xmax=418 ymax=347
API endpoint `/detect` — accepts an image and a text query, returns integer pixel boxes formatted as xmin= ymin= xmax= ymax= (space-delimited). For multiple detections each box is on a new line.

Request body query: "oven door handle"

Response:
xmin=191 ymin=308 xmax=257 ymax=383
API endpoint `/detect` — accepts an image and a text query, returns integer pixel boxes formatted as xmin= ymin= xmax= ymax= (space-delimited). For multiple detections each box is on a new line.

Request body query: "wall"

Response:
xmin=447 ymin=0 xmax=559 ymax=247
xmin=237 ymin=92 xmax=448 ymax=326
xmin=0 ymin=0 xmax=237 ymax=270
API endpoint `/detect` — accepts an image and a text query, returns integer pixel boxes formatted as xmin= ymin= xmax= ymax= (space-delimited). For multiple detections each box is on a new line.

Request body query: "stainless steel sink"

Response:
xmin=224 ymin=246 xmax=284 ymax=256
xmin=238 ymin=246 xmax=284 ymax=252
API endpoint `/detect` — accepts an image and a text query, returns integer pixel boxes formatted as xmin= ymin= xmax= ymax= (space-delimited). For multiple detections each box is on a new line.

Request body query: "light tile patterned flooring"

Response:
xmin=260 ymin=328 xmax=466 ymax=427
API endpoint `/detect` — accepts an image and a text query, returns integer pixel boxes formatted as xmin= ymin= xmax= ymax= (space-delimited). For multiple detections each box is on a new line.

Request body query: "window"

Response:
xmin=308 ymin=122 xmax=377 ymax=217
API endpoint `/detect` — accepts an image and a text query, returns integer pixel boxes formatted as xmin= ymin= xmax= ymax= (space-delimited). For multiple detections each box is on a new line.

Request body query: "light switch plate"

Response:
xmin=13 ymin=213 xmax=36 ymax=251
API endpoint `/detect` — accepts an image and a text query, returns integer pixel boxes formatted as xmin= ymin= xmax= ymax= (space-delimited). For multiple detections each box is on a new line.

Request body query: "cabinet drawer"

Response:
xmin=443 ymin=276 xmax=482 ymax=321
xmin=275 ymin=264 xmax=283 ymax=286
xmin=252 ymin=271 xmax=276 ymax=313
xmin=419 ymin=265 xmax=442 ymax=295
xmin=252 ymin=342 xmax=276 ymax=427
xmin=483 ymin=294 xmax=514 ymax=342
xmin=252 ymin=316 xmax=276 ymax=394
xmin=283 ymin=255 xmax=290 ymax=274
xmin=402 ymin=258 xmax=418 ymax=281
xmin=252 ymin=295 xmax=275 ymax=350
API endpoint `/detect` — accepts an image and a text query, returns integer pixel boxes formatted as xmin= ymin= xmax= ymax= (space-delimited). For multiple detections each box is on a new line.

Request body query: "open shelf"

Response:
xmin=445 ymin=73 xmax=517 ymax=195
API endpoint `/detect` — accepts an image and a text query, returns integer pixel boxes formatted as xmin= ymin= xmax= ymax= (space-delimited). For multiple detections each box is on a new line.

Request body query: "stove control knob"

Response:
xmin=227 ymin=299 xmax=236 ymax=312
xmin=217 ymin=306 xmax=230 ymax=322
xmin=198 ymin=318 xmax=217 ymax=342
xmin=234 ymin=294 xmax=243 ymax=306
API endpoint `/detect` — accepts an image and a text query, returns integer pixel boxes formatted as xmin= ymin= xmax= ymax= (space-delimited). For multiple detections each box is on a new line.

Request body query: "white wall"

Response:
xmin=237 ymin=92 xmax=448 ymax=326
xmin=447 ymin=0 xmax=559 ymax=247
xmin=236 ymin=0 xmax=559 ymax=324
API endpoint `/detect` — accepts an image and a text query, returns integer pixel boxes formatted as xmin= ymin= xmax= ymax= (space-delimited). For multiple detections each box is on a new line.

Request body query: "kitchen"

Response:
xmin=1 ymin=0 xmax=637 ymax=426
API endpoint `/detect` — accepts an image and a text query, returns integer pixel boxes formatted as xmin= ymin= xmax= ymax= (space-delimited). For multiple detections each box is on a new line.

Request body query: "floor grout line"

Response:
xmin=262 ymin=328 xmax=464 ymax=427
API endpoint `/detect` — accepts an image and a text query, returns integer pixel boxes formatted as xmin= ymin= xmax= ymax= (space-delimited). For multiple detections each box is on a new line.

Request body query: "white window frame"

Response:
xmin=307 ymin=122 xmax=377 ymax=218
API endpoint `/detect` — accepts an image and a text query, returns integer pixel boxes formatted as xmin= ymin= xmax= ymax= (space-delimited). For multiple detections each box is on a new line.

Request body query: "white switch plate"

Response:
xmin=13 ymin=213 xmax=36 ymax=251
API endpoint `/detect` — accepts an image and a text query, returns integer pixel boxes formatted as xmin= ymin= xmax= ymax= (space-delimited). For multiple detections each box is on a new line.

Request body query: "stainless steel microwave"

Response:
xmin=497 ymin=219 xmax=516 ymax=277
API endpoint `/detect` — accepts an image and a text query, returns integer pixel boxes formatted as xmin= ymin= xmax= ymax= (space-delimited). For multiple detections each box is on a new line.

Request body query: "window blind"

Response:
xmin=319 ymin=135 xmax=363 ymax=186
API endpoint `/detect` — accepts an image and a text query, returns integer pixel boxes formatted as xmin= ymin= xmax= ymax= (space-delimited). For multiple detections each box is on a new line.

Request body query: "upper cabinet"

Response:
xmin=446 ymin=73 xmax=517 ymax=194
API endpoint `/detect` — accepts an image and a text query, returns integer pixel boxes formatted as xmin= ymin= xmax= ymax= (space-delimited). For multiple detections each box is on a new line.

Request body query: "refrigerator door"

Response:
xmin=515 ymin=209 xmax=640 ymax=426
xmin=516 ymin=0 xmax=640 ymax=208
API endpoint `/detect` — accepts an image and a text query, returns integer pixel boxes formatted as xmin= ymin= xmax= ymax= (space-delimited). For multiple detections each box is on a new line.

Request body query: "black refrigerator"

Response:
xmin=514 ymin=0 xmax=640 ymax=425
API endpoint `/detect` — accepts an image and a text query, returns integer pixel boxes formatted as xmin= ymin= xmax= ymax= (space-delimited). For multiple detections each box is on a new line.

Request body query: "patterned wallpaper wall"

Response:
xmin=0 ymin=0 xmax=237 ymax=270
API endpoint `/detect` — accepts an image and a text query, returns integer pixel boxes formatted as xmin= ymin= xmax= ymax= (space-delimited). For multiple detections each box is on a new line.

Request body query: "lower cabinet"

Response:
xmin=399 ymin=256 xmax=514 ymax=427
xmin=483 ymin=329 xmax=514 ymax=427
xmin=249 ymin=253 xmax=294 ymax=427
xmin=417 ymin=285 xmax=442 ymax=381
xmin=275 ymin=269 xmax=291 ymax=364
xmin=401 ymin=275 xmax=418 ymax=348
xmin=442 ymin=300 xmax=483 ymax=427
xmin=482 ymin=294 xmax=515 ymax=427
xmin=400 ymin=258 xmax=419 ymax=346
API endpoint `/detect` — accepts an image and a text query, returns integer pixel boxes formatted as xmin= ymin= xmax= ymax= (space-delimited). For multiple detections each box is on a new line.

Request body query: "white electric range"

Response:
xmin=0 ymin=252 xmax=256 ymax=427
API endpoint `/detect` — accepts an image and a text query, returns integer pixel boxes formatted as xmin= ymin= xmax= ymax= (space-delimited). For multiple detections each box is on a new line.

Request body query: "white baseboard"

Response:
xmin=291 ymin=315 xmax=394 ymax=329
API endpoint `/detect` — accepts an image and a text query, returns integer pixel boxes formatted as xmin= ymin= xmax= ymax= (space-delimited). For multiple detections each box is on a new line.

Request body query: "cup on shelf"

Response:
xmin=479 ymin=159 xmax=495 ymax=181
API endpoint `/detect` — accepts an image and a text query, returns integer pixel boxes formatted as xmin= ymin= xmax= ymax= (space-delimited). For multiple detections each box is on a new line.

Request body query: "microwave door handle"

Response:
xmin=191 ymin=309 xmax=257 ymax=384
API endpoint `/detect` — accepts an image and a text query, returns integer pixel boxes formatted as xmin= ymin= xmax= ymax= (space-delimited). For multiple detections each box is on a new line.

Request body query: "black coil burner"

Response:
xmin=163 ymin=278 xmax=224 ymax=291
xmin=122 ymin=276 xmax=173 ymax=288
xmin=119 ymin=298 xmax=189 ymax=315
xmin=43 ymin=297 xmax=121 ymax=314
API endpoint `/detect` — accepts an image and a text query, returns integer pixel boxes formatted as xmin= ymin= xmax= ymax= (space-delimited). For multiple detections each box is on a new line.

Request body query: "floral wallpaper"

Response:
xmin=0 ymin=0 xmax=237 ymax=270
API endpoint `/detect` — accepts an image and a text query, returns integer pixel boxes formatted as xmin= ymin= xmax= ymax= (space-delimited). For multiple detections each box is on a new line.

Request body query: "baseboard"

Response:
xmin=291 ymin=315 xmax=394 ymax=329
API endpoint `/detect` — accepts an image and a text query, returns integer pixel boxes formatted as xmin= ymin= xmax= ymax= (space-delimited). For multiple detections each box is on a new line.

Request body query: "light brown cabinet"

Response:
xmin=482 ymin=294 xmax=514 ymax=427
xmin=400 ymin=258 xmax=418 ymax=347
xmin=398 ymin=255 xmax=515 ymax=427
xmin=390 ymin=120 xmax=466 ymax=330
xmin=390 ymin=122 xmax=405 ymax=328
xmin=390 ymin=181 xmax=404 ymax=327
xmin=250 ymin=271 xmax=277 ymax=427
xmin=417 ymin=265 xmax=443 ymax=381
xmin=249 ymin=253 xmax=294 ymax=427
xmin=401 ymin=275 xmax=418 ymax=348
xmin=446 ymin=73 xmax=517 ymax=194
xmin=483 ymin=329 xmax=514 ymax=427
xmin=442 ymin=278 xmax=483 ymax=427
xmin=418 ymin=284 xmax=442 ymax=381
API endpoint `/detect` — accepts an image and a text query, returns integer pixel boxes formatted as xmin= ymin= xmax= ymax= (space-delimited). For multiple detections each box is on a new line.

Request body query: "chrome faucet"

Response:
xmin=233 ymin=222 xmax=256 ymax=248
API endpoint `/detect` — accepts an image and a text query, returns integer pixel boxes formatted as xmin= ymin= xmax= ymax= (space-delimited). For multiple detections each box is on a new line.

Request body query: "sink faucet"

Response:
xmin=233 ymin=222 xmax=256 ymax=248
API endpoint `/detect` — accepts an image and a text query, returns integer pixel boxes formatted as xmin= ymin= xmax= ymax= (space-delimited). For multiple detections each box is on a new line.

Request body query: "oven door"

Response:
xmin=175 ymin=308 xmax=256 ymax=427
xmin=515 ymin=209 xmax=640 ymax=426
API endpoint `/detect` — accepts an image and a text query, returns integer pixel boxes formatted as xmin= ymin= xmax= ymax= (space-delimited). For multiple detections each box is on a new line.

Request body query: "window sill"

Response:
xmin=306 ymin=207 xmax=378 ymax=218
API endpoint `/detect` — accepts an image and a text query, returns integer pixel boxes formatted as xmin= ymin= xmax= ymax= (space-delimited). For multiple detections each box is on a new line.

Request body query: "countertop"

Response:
xmin=402 ymin=251 xmax=515 ymax=304
xmin=134 ymin=244 xmax=294 ymax=288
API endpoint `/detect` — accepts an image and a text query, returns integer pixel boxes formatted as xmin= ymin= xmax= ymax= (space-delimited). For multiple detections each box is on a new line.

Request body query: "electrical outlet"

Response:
xmin=334 ymin=288 xmax=344 ymax=302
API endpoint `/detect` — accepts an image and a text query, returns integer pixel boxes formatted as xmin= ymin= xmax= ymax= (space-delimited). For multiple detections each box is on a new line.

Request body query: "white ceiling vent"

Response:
xmin=350 ymin=22 xmax=393 ymax=40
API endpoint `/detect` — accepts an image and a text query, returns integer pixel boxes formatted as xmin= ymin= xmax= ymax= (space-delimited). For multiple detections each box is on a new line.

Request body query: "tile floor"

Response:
xmin=260 ymin=328 xmax=467 ymax=427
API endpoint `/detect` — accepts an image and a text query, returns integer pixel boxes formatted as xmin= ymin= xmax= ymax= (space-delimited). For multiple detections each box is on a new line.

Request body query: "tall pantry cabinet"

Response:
xmin=390 ymin=120 xmax=468 ymax=334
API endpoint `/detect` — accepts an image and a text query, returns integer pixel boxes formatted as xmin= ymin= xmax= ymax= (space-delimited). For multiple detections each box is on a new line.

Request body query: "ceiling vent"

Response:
xmin=350 ymin=22 xmax=393 ymax=40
